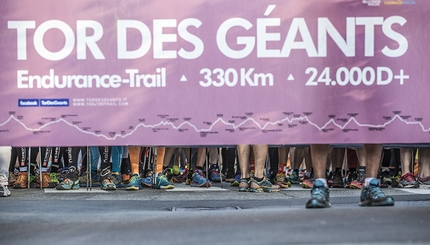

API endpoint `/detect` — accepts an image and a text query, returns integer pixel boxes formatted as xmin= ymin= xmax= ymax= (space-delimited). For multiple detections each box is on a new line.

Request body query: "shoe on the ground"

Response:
xmin=390 ymin=171 xmax=401 ymax=188
xmin=13 ymin=172 xmax=28 ymax=189
xmin=350 ymin=168 xmax=365 ymax=189
xmin=379 ymin=170 xmax=392 ymax=188
xmin=172 ymin=165 xmax=181 ymax=176
xmin=344 ymin=171 xmax=356 ymax=188
xmin=418 ymin=176 xmax=430 ymax=186
xmin=56 ymin=166 xmax=80 ymax=190
xmin=230 ymin=174 xmax=241 ymax=187
xmin=398 ymin=172 xmax=420 ymax=188
xmin=288 ymin=170 xmax=300 ymax=184
xmin=99 ymin=167 xmax=116 ymax=190
xmin=302 ymin=179 xmax=313 ymax=189
xmin=156 ymin=173 xmax=174 ymax=189
xmin=122 ymin=173 xmax=131 ymax=184
xmin=249 ymin=178 xmax=280 ymax=193
xmin=305 ymin=179 xmax=331 ymax=208
xmin=190 ymin=169 xmax=212 ymax=187
xmin=36 ymin=172 xmax=57 ymax=188
xmin=1 ymin=185 xmax=11 ymax=197
xmin=79 ymin=171 xmax=100 ymax=187
xmin=277 ymin=172 xmax=291 ymax=188
xmin=329 ymin=170 xmax=344 ymax=188
xmin=359 ymin=178 xmax=395 ymax=206
xmin=141 ymin=176 xmax=153 ymax=188
xmin=126 ymin=174 xmax=141 ymax=190
xmin=302 ymin=169 xmax=314 ymax=189
xmin=49 ymin=173 xmax=60 ymax=185
xmin=111 ymin=172 xmax=123 ymax=188
xmin=238 ymin=178 xmax=249 ymax=192
xmin=8 ymin=170 xmax=17 ymax=186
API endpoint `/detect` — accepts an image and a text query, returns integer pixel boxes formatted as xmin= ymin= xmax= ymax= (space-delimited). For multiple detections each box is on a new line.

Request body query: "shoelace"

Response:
xmin=311 ymin=186 xmax=328 ymax=199
xmin=367 ymin=185 xmax=385 ymax=199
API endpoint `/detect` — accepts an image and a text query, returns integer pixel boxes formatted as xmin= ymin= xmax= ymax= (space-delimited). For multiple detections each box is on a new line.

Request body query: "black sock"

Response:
xmin=196 ymin=166 xmax=204 ymax=171
xmin=254 ymin=176 xmax=264 ymax=182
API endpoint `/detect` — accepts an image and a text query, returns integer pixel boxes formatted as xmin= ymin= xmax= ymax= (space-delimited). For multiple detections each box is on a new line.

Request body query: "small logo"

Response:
xmin=363 ymin=0 xmax=381 ymax=6
xmin=40 ymin=99 xmax=69 ymax=107
xmin=18 ymin=99 xmax=39 ymax=107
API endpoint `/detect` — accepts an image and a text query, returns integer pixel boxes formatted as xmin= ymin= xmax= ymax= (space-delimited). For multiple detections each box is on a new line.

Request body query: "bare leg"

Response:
xmin=237 ymin=144 xmax=250 ymax=179
xmin=418 ymin=149 xmax=430 ymax=179
xmin=252 ymin=145 xmax=268 ymax=179
xmin=363 ymin=144 xmax=382 ymax=179
xmin=311 ymin=144 xmax=330 ymax=179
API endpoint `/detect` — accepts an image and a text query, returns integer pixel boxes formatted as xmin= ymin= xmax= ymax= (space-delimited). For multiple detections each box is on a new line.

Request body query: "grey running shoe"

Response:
xmin=398 ymin=172 xmax=420 ymax=188
xmin=359 ymin=178 xmax=394 ymax=206
xmin=306 ymin=179 xmax=330 ymax=208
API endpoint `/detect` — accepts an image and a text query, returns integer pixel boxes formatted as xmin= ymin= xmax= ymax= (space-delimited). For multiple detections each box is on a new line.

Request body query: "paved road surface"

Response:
xmin=1 ymin=183 xmax=430 ymax=245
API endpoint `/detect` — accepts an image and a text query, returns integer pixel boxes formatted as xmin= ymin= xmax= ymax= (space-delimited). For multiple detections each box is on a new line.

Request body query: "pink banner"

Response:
xmin=0 ymin=0 xmax=429 ymax=146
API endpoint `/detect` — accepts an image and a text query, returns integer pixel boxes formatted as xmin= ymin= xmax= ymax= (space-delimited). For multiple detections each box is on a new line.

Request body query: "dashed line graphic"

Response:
xmin=0 ymin=113 xmax=429 ymax=141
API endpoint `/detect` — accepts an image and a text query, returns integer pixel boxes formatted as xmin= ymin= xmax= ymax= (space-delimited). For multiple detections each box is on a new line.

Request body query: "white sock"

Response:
xmin=316 ymin=178 xmax=327 ymax=186
xmin=364 ymin=177 xmax=376 ymax=186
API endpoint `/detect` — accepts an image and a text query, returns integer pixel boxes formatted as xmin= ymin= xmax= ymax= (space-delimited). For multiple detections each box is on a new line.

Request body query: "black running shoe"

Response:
xmin=306 ymin=179 xmax=331 ymax=208
xmin=359 ymin=178 xmax=395 ymax=206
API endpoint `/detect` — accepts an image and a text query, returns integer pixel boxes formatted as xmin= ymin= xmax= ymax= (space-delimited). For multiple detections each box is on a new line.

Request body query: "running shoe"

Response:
xmin=111 ymin=172 xmax=124 ymax=188
xmin=359 ymin=178 xmax=395 ymax=206
xmin=0 ymin=185 xmax=11 ymax=197
xmin=390 ymin=171 xmax=402 ymax=188
xmin=277 ymin=172 xmax=291 ymax=188
xmin=344 ymin=171 xmax=356 ymax=188
xmin=79 ymin=172 xmax=100 ymax=187
xmin=172 ymin=165 xmax=181 ymax=176
xmin=49 ymin=172 xmax=60 ymax=185
xmin=190 ymin=169 xmax=212 ymax=187
xmin=302 ymin=179 xmax=313 ymax=189
xmin=288 ymin=170 xmax=300 ymax=184
xmin=100 ymin=178 xmax=117 ymax=190
xmin=350 ymin=168 xmax=365 ymax=189
xmin=13 ymin=172 xmax=28 ymax=189
xmin=230 ymin=174 xmax=241 ymax=187
xmin=398 ymin=172 xmax=420 ymax=188
xmin=379 ymin=170 xmax=392 ymax=188
xmin=418 ymin=176 xmax=430 ymax=186
xmin=141 ymin=176 xmax=153 ymax=188
xmin=99 ymin=167 xmax=116 ymax=190
xmin=155 ymin=173 xmax=174 ymax=189
xmin=122 ymin=173 xmax=131 ymax=184
xmin=249 ymin=178 xmax=280 ymax=193
xmin=8 ymin=170 xmax=17 ymax=186
xmin=238 ymin=178 xmax=249 ymax=192
xmin=330 ymin=170 xmax=344 ymax=188
xmin=305 ymin=179 xmax=330 ymax=208
xmin=126 ymin=174 xmax=141 ymax=190
xmin=302 ymin=169 xmax=314 ymax=189
xmin=56 ymin=166 xmax=80 ymax=190
xmin=36 ymin=172 xmax=57 ymax=188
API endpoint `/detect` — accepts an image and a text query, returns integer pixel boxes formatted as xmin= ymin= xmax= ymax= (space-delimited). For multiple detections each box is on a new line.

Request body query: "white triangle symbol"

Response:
xmin=180 ymin=75 xmax=187 ymax=82
xmin=287 ymin=74 xmax=294 ymax=81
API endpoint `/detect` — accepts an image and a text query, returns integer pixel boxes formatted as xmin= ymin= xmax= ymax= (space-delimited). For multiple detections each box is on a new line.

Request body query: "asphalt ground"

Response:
xmin=1 ymin=183 xmax=430 ymax=245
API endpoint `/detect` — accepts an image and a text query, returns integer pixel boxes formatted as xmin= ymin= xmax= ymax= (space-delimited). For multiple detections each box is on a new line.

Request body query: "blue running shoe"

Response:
xmin=191 ymin=169 xmax=212 ymax=187
xmin=230 ymin=174 xmax=241 ymax=187
xmin=156 ymin=174 xmax=174 ymax=189
xmin=141 ymin=176 xmax=153 ymax=188
xmin=359 ymin=178 xmax=395 ymax=206
xmin=111 ymin=172 xmax=123 ymax=188
xmin=306 ymin=179 xmax=330 ymax=208
xmin=126 ymin=174 xmax=140 ymax=190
